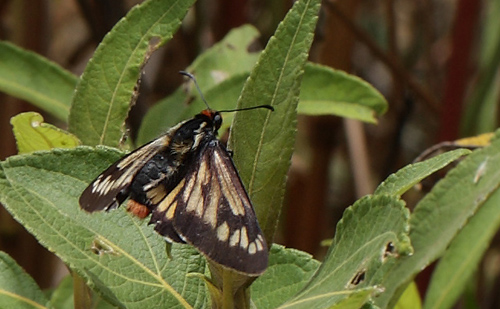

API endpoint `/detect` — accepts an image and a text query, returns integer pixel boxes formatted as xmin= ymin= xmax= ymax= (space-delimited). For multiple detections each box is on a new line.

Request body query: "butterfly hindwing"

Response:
xmin=152 ymin=140 xmax=268 ymax=275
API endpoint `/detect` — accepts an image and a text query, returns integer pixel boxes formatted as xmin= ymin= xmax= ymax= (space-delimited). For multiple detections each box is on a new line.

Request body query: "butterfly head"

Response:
xmin=200 ymin=109 xmax=223 ymax=131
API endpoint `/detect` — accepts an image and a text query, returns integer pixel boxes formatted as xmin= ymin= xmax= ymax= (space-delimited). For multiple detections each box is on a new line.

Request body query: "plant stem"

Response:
xmin=73 ymin=272 xmax=93 ymax=309
xmin=222 ymin=269 xmax=234 ymax=309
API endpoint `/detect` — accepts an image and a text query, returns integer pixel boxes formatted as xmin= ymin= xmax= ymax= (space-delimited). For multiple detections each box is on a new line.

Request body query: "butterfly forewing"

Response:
xmin=79 ymin=136 xmax=170 ymax=212
xmin=152 ymin=140 xmax=268 ymax=275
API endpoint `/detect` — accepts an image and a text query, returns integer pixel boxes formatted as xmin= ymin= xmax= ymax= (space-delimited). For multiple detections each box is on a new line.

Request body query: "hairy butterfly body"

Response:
xmin=80 ymin=108 xmax=269 ymax=275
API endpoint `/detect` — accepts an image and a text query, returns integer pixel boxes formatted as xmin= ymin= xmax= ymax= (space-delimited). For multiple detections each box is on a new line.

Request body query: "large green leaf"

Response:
xmin=0 ymin=147 xmax=208 ymax=308
xmin=68 ymin=0 xmax=195 ymax=147
xmin=229 ymin=0 xmax=321 ymax=242
xmin=0 ymin=251 xmax=51 ymax=309
xmin=0 ymin=41 xmax=77 ymax=121
xmin=278 ymin=195 xmax=412 ymax=308
xmin=375 ymin=131 xmax=500 ymax=307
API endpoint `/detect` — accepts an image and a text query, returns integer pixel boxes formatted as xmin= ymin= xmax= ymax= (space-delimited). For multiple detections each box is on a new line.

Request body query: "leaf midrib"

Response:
xmin=247 ymin=0 xmax=312 ymax=194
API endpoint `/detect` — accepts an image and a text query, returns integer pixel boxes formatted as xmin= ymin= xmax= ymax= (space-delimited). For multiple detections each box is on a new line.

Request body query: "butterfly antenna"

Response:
xmin=180 ymin=71 xmax=210 ymax=110
xmin=218 ymin=104 xmax=274 ymax=113
xmin=179 ymin=71 xmax=274 ymax=113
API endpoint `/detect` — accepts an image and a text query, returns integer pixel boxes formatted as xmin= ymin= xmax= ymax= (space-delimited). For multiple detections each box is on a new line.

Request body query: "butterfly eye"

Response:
xmin=213 ymin=113 xmax=222 ymax=129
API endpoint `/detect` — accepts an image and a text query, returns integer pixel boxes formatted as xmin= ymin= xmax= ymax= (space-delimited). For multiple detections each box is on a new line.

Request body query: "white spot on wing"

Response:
xmin=230 ymin=229 xmax=240 ymax=247
xmin=248 ymin=242 xmax=257 ymax=254
xmin=255 ymin=238 xmax=264 ymax=251
xmin=165 ymin=201 xmax=177 ymax=219
xmin=217 ymin=221 xmax=230 ymax=242
xmin=157 ymin=179 xmax=185 ymax=212
xmin=240 ymin=227 xmax=249 ymax=250
xmin=202 ymin=180 xmax=219 ymax=228
xmin=213 ymin=151 xmax=245 ymax=216
xmin=183 ymin=175 xmax=196 ymax=205
xmin=185 ymin=182 xmax=203 ymax=217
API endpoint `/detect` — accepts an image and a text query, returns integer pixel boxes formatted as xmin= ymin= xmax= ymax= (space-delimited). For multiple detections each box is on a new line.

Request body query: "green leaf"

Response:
xmin=229 ymin=0 xmax=321 ymax=242
xmin=279 ymin=195 xmax=412 ymax=308
xmin=136 ymin=24 xmax=261 ymax=144
xmin=185 ymin=24 xmax=261 ymax=90
xmin=251 ymin=245 xmax=320 ymax=308
xmin=0 ymin=251 xmax=51 ymax=309
xmin=374 ymin=131 xmax=500 ymax=307
xmin=423 ymin=174 xmax=500 ymax=309
xmin=0 ymin=147 xmax=209 ymax=308
xmin=10 ymin=112 xmax=80 ymax=154
xmin=299 ymin=63 xmax=388 ymax=123
xmin=68 ymin=0 xmax=195 ymax=147
xmin=0 ymin=41 xmax=77 ymax=122
xmin=394 ymin=281 xmax=422 ymax=309
xmin=374 ymin=148 xmax=471 ymax=196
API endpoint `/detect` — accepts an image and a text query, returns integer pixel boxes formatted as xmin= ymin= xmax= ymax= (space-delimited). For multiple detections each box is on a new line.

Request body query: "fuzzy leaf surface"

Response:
xmin=251 ymin=245 xmax=320 ymax=308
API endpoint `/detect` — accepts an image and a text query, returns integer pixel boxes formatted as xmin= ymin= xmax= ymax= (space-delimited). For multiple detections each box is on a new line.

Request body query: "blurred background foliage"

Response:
xmin=0 ymin=0 xmax=499 ymax=307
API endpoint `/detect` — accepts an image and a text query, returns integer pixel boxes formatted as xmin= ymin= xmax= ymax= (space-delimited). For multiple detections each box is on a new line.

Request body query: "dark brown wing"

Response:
xmin=79 ymin=136 xmax=170 ymax=212
xmin=151 ymin=140 xmax=268 ymax=275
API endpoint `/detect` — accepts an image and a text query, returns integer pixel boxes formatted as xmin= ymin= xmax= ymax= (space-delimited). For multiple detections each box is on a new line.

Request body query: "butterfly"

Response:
xmin=79 ymin=72 xmax=271 ymax=275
